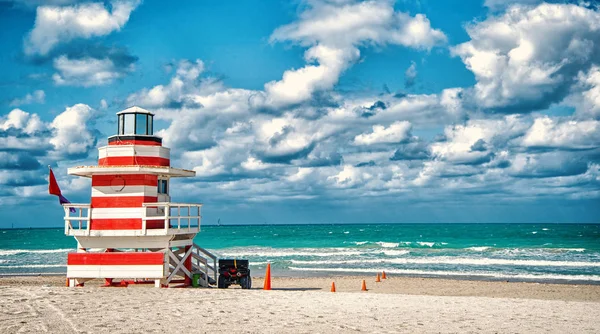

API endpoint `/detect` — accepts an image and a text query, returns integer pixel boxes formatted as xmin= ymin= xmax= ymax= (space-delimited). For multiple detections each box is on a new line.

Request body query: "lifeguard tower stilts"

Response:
xmin=63 ymin=106 xmax=216 ymax=288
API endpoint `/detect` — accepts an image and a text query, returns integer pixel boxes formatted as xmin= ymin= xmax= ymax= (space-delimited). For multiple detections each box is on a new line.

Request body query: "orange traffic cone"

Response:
xmin=361 ymin=279 xmax=367 ymax=291
xmin=65 ymin=278 xmax=69 ymax=287
xmin=331 ymin=282 xmax=336 ymax=292
xmin=263 ymin=263 xmax=271 ymax=290
xmin=382 ymin=271 xmax=387 ymax=279
xmin=376 ymin=273 xmax=381 ymax=282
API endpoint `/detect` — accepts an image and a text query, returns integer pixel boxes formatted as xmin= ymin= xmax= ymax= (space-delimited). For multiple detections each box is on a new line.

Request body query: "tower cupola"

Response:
xmin=117 ymin=106 xmax=154 ymax=136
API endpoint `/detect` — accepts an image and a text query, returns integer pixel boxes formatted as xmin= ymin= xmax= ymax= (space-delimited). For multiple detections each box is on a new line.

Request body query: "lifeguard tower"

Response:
xmin=63 ymin=106 xmax=216 ymax=288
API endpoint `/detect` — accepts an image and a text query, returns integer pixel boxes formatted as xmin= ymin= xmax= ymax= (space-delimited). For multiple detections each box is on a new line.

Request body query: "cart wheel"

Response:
xmin=240 ymin=276 xmax=251 ymax=289
xmin=218 ymin=275 xmax=227 ymax=289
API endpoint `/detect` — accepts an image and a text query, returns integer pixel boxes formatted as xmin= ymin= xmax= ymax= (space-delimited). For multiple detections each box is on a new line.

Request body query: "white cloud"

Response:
xmin=431 ymin=115 xmax=530 ymax=165
xmin=264 ymin=45 xmax=360 ymax=107
xmin=0 ymin=109 xmax=45 ymax=135
xmin=571 ymin=65 xmax=600 ymax=119
xmin=508 ymin=151 xmax=589 ymax=178
xmin=127 ymin=59 xmax=205 ymax=108
xmin=9 ymin=90 xmax=45 ymax=107
xmin=521 ymin=116 xmax=600 ymax=149
xmin=354 ymin=121 xmax=412 ymax=145
xmin=111 ymin=2 xmax=600 ymax=207
xmin=52 ymin=55 xmax=133 ymax=86
xmin=270 ymin=1 xmax=446 ymax=49
xmin=452 ymin=3 xmax=600 ymax=111
xmin=49 ymin=104 xmax=97 ymax=158
xmin=241 ymin=157 xmax=270 ymax=171
xmin=0 ymin=104 xmax=97 ymax=175
xmin=364 ymin=90 xmax=466 ymax=125
xmin=265 ymin=0 xmax=446 ymax=107
xmin=24 ymin=0 xmax=140 ymax=55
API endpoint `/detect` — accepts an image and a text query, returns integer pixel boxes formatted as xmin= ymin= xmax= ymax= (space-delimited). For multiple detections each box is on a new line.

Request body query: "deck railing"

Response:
xmin=142 ymin=202 xmax=202 ymax=234
xmin=63 ymin=204 xmax=91 ymax=236
xmin=63 ymin=202 xmax=202 ymax=235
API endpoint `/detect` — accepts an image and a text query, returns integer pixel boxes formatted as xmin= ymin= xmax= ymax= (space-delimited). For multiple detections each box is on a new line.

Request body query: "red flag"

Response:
xmin=48 ymin=167 xmax=75 ymax=212
xmin=48 ymin=168 xmax=62 ymax=196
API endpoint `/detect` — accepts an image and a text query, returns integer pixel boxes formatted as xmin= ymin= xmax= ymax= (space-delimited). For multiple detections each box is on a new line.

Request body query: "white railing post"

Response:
xmin=164 ymin=203 xmax=169 ymax=232
xmin=64 ymin=206 xmax=69 ymax=235
xmin=142 ymin=205 xmax=147 ymax=235
xmin=86 ymin=206 xmax=91 ymax=236
xmin=78 ymin=208 xmax=83 ymax=230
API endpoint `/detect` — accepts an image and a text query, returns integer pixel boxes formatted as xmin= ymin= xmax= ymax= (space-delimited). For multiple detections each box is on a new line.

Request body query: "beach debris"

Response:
xmin=331 ymin=282 xmax=336 ymax=292
xmin=382 ymin=271 xmax=387 ymax=279
xmin=376 ymin=273 xmax=381 ymax=282
xmin=361 ymin=280 xmax=367 ymax=291
xmin=264 ymin=263 xmax=272 ymax=290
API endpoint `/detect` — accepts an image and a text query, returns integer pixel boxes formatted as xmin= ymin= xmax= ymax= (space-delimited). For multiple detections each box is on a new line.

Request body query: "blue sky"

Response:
xmin=0 ymin=0 xmax=599 ymax=228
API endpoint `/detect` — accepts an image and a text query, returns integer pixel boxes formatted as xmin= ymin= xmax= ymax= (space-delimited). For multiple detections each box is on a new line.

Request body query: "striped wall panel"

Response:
xmin=67 ymin=252 xmax=165 ymax=278
xmin=90 ymin=218 xmax=165 ymax=230
xmin=92 ymin=186 xmax=158 ymax=198
xmin=98 ymin=145 xmax=170 ymax=167
xmin=99 ymin=146 xmax=170 ymax=159
xmin=92 ymin=174 xmax=158 ymax=187
xmin=98 ymin=156 xmax=170 ymax=166
xmin=90 ymin=174 xmax=163 ymax=230
xmin=91 ymin=196 xmax=158 ymax=208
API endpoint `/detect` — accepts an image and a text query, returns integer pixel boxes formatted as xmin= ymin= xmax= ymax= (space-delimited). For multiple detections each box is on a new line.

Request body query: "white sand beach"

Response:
xmin=1 ymin=275 xmax=599 ymax=333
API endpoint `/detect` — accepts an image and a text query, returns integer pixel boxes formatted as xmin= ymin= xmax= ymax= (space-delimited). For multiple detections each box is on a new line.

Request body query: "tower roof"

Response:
xmin=117 ymin=106 xmax=154 ymax=115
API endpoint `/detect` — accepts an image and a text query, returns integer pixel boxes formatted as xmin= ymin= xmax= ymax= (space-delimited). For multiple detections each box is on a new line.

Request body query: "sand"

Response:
xmin=1 ymin=275 xmax=599 ymax=333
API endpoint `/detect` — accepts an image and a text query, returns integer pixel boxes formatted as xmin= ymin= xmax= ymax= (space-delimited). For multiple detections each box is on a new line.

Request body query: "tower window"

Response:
xmin=116 ymin=107 xmax=155 ymax=136
xmin=124 ymin=114 xmax=134 ymax=134
xmin=118 ymin=114 xmax=124 ymax=134
xmin=158 ymin=179 xmax=168 ymax=194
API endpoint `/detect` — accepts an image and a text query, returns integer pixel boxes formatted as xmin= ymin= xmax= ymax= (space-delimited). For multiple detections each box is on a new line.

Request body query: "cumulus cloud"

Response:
xmin=49 ymin=104 xmax=97 ymax=158
xmin=354 ymin=121 xmax=412 ymax=145
xmin=508 ymin=151 xmax=589 ymax=178
xmin=9 ymin=90 xmax=45 ymax=107
xmin=0 ymin=105 xmax=98 ymax=194
xmin=0 ymin=105 xmax=97 ymax=160
xmin=453 ymin=3 xmax=600 ymax=112
xmin=266 ymin=0 xmax=446 ymax=107
xmin=0 ymin=108 xmax=45 ymax=135
xmin=521 ymin=116 xmax=600 ymax=149
xmin=270 ymin=0 xmax=447 ymax=49
xmin=52 ymin=55 xmax=134 ymax=86
xmin=24 ymin=0 xmax=141 ymax=55
xmin=571 ymin=65 xmax=600 ymax=119
xmin=264 ymin=45 xmax=360 ymax=107
xmin=127 ymin=59 xmax=206 ymax=108
xmin=114 ymin=1 xmax=599 ymax=207
xmin=431 ymin=115 xmax=530 ymax=165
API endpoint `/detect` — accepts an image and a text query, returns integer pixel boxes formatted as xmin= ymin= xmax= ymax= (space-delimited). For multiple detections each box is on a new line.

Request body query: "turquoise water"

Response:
xmin=1 ymin=224 xmax=599 ymax=283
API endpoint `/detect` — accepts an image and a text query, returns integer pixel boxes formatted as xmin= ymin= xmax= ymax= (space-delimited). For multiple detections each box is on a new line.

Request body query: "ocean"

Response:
xmin=1 ymin=223 xmax=599 ymax=284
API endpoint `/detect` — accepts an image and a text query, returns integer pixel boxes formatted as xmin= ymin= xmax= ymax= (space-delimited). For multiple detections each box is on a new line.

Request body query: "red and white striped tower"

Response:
xmin=63 ymin=106 xmax=216 ymax=288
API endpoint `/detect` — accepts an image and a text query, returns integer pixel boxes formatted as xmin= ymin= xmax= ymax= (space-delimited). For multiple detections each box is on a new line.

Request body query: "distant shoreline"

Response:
xmin=3 ymin=221 xmax=600 ymax=230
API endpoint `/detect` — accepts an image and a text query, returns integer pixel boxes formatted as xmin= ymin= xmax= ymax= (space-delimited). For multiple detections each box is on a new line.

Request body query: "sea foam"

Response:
xmin=288 ymin=267 xmax=600 ymax=282
xmin=0 ymin=249 xmax=73 ymax=256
